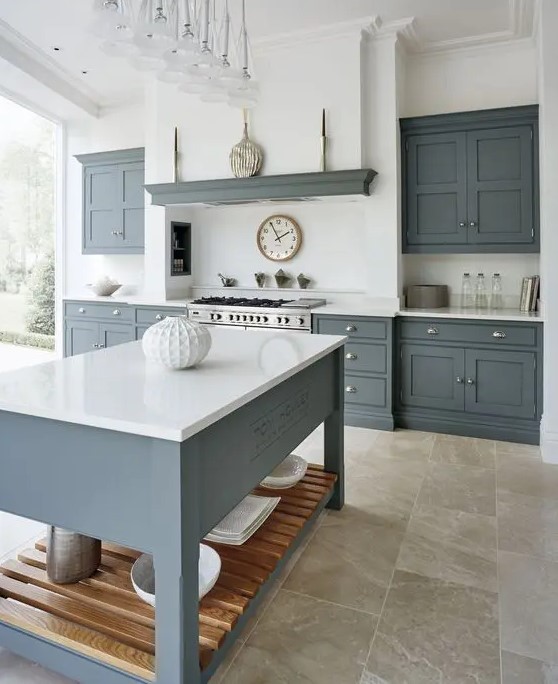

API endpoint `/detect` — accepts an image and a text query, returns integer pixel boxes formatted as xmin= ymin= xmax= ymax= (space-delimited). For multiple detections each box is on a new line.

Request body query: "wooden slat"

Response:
xmin=0 ymin=598 xmax=156 ymax=682
xmin=239 ymin=537 xmax=285 ymax=560
xmin=0 ymin=560 xmax=154 ymax=628
xmin=256 ymin=519 xmax=299 ymax=538
xmin=271 ymin=510 xmax=306 ymax=528
xmin=201 ymin=587 xmax=249 ymax=615
xmin=293 ymin=480 xmax=330 ymax=495
xmin=18 ymin=549 xmax=136 ymax=595
xmin=275 ymin=502 xmax=314 ymax=519
xmin=101 ymin=543 xmax=141 ymax=563
xmin=206 ymin=542 xmax=277 ymax=573
xmin=253 ymin=488 xmax=317 ymax=510
xmin=219 ymin=558 xmax=269 ymax=585
xmin=216 ymin=571 xmax=260 ymax=599
xmin=0 ymin=574 xmax=155 ymax=654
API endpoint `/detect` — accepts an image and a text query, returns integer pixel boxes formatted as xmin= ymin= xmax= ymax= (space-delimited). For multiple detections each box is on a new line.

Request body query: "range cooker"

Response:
xmin=188 ymin=297 xmax=326 ymax=332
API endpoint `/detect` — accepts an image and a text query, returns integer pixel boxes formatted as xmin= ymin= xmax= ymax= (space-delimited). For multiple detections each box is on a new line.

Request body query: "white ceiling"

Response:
xmin=0 ymin=0 xmax=537 ymax=115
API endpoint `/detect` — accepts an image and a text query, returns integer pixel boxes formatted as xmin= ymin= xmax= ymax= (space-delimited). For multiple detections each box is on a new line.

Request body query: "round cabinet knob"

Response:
xmin=155 ymin=313 xmax=165 ymax=321
xmin=78 ymin=307 xmax=86 ymax=314
xmin=346 ymin=386 xmax=357 ymax=393
xmin=492 ymin=330 xmax=506 ymax=339
xmin=92 ymin=343 xmax=98 ymax=348
xmin=98 ymin=343 xmax=105 ymax=349
xmin=346 ymin=352 xmax=357 ymax=360
xmin=469 ymin=221 xmax=477 ymax=227
xmin=466 ymin=378 xmax=475 ymax=385
xmin=459 ymin=221 xmax=466 ymax=228
xmin=346 ymin=325 xmax=357 ymax=333
xmin=456 ymin=376 xmax=464 ymax=384
xmin=113 ymin=309 xmax=121 ymax=316
xmin=111 ymin=230 xmax=118 ymax=236
xmin=427 ymin=327 xmax=439 ymax=336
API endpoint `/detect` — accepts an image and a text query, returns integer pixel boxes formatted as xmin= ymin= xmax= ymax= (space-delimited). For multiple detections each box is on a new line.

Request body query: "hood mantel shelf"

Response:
xmin=144 ymin=169 xmax=377 ymax=207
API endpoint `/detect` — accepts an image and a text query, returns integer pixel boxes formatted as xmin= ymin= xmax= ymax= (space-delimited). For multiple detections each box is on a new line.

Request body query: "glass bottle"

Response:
xmin=461 ymin=273 xmax=474 ymax=309
xmin=475 ymin=273 xmax=488 ymax=309
xmin=491 ymin=273 xmax=503 ymax=309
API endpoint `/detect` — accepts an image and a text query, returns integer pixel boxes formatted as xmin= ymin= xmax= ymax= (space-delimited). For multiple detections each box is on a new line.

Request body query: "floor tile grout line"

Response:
xmin=280 ymin=587 xmax=383 ymax=618
xmin=357 ymin=434 xmax=434 ymax=682
xmin=494 ymin=443 xmax=504 ymax=684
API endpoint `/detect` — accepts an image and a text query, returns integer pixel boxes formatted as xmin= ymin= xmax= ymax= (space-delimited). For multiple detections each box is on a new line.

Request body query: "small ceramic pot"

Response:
xmin=142 ymin=317 xmax=212 ymax=370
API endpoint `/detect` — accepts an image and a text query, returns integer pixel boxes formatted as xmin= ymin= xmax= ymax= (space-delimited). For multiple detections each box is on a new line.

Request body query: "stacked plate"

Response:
xmin=260 ymin=454 xmax=308 ymax=490
xmin=205 ymin=495 xmax=280 ymax=546
xmin=131 ymin=544 xmax=221 ymax=606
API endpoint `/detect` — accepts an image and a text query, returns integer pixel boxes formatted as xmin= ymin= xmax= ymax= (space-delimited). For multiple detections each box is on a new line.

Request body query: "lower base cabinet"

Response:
xmin=312 ymin=314 xmax=394 ymax=431
xmin=65 ymin=320 xmax=134 ymax=356
xmin=396 ymin=318 xmax=543 ymax=444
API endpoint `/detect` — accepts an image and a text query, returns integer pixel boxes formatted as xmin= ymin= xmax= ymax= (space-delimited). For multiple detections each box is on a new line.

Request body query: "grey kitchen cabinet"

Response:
xmin=75 ymin=148 xmax=145 ymax=255
xmin=64 ymin=300 xmax=187 ymax=355
xmin=401 ymin=106 xmax=539 ymax=253
xmin=313 ymin=314 xmax=394 ymax=430
xmin=400 ymin=344 xmax=465 ymax=412
xmin=64 ymin=320 xmax=99 ymax=357
xmin=99 ymin=322 xmax=135 ymax=349
xmin=395 ymin=317 xmax=543 ymax=444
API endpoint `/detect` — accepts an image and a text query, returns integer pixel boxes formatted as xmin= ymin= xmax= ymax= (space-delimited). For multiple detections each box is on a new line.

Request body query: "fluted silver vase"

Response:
xmin=46 ymin=526 xmax=101 ymax=584
xmin=230 ymin=114 xmax=263 ymax=178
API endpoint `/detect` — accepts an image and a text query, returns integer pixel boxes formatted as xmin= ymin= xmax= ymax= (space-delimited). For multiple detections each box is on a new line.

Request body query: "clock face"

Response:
xmin=257 ymin=215 xmax=302 ymax=261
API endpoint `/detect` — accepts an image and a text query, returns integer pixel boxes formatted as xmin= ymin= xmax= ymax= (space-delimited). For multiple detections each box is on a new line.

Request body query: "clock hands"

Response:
xmin=270 ymin=222 xmax=281 ymax=242
xmin=276 ymin=231 xmax=291 ymax=242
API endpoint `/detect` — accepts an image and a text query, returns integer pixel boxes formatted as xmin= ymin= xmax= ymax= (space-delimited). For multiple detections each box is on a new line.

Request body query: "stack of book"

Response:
xmin=520 ymin=276 xmax=540 ymax=312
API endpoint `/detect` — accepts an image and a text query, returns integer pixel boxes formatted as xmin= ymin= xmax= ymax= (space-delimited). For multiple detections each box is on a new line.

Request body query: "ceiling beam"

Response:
xmin=0 ymin=19 xmax=100 ymax=117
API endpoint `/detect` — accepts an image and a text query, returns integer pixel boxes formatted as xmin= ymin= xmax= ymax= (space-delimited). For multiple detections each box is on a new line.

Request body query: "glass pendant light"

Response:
xmin=134 ymin=0 xmax=174 ymax=57
xmin=228 ymin=0 xmax=258 ymax=108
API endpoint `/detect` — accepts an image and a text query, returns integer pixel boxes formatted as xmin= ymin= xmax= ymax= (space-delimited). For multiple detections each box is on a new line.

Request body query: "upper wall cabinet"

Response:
xmin=75 ymin=148 xmax=145 ymax=255
xmin=400 ymin=106 xmax=539 ymax=254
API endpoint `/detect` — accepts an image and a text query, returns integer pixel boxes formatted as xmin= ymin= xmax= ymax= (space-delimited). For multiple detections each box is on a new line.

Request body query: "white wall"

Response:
xmin=64 ymin=103 xmax=145 ymax=296
xmin=538 ymin=0 xmax=558 ymax=461
xmin=400 ymin=40 xmax=540 ymax=307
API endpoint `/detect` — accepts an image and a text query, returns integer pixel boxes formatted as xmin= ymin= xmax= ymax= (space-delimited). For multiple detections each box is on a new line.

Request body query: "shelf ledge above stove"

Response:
xmin=145 ymin=169 xmax=377 ymax=207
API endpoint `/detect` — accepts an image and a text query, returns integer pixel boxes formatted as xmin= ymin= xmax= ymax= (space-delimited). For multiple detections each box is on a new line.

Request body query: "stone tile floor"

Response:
xmin=1 ymin=427 xmax=558 ymax=683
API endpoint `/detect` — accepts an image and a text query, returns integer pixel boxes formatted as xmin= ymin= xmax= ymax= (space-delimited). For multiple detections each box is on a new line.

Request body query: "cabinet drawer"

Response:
xmin=316 ymin=316 xmax=388 ymax=340
xmin=64 ymin=301 xmax=133 ymax=322
xmin=399 ymin=319 xmax=538 ymax=347
xmin=344 ymin=342 xmax=387 ymax=374
xmin=344 ymin=374 xmax=387 ymax=409
xmin=135 ymin=307 xmax=187 ymax=325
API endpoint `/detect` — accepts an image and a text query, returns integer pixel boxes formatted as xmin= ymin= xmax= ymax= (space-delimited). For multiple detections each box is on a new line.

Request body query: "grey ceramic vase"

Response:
xmin=274 ymin=269 xmax=292 ymax=288
xmin=46 ymin=526 xmax=101 ymax=584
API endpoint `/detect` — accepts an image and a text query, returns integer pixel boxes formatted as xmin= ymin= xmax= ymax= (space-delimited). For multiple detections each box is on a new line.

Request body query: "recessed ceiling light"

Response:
xmin=81 ymin=70 xmax=89 ymax=75
xmin=52 ymin=46 xmax=61 ymax=52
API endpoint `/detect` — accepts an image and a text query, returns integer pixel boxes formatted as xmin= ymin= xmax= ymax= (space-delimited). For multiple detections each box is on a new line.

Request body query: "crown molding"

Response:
xmin=252 ymin=15 xmax=379 ymax=52
xmin=0 ymin=19 xmax=100 ymax=117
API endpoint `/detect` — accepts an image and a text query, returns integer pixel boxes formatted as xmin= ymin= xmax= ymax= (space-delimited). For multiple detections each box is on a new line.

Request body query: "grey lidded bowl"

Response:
xmin=406 ymin=284 xmax=449 ymax=309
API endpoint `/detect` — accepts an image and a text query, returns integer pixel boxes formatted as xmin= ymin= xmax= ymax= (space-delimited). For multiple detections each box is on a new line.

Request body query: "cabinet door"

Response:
xmin=117 ymin=162 xmax=145 ymax=251
xmin=405 ymin=132 xmax=468 ymax=247
xmin=464 ymin=348 xmax=536 ymax=419
xmin=400 ymin=343 xmax=465 ymax=411
xmin=65 ymin=321 xmax=99 ymax=357
xmin=467 ymin=126 xmax=534 ymax=246
xmin=83 ymin=165 xmax=119 ymax=251
xmin=99 ymin=322 xmax=135 ymax=349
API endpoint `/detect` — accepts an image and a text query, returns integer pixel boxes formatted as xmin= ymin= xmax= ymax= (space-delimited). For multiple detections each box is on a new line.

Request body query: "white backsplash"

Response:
xmin=402 ymin=253 xmax=541 ymax=308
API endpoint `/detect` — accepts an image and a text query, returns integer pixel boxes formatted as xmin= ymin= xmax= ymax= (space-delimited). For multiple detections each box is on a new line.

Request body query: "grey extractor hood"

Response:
xmin=144 ymin=169 xmax=377 ymax=206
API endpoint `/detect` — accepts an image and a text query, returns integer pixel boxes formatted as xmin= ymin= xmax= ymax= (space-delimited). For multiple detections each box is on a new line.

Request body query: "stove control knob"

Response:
xmin=262 ymin=315 xmax=268 ymax=323
xmin=227 ymin=314 xmax=234 ymax=321
xmin=276 ymin=316 xmax=282 ymax=325
xmin=235 ymin=314 xmax=242 ymax=322
xmin=283 ymin=317 xmax=290 ymax=325
xmin=254 ymin=315 xmax=261 ymax=323
xmin=215 ymin=313 xmax=222 ymax=320
xmin=242 ymin=314 xmax=248 ymax=322
xmin=297 ymin=317 xmax=305 ymax=325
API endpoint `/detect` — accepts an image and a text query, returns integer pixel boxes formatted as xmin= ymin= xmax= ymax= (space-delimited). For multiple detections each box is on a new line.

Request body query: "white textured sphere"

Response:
xmin=142 ymin=317 xmax=212 ymax=369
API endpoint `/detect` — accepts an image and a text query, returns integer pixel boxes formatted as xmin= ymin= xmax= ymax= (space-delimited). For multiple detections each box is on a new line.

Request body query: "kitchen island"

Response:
xmin=0 ymin=328 xmax=346 ymax=684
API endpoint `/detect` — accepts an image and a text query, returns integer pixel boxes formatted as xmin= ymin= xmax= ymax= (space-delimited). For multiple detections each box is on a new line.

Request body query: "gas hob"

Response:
xmin=188 ymin=297 xmax=326 ymax=331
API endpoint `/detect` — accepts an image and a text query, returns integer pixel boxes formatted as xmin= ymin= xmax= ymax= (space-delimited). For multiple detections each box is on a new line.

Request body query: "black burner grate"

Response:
xmin=191 ymin=297 xmax=294 ymax=308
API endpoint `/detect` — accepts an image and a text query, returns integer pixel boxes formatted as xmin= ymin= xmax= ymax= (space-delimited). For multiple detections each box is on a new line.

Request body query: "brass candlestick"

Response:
xmin=320 ymin=108 xmax=327 ymax=172
xmin=173 ymin=126 xmax=179 ymax=183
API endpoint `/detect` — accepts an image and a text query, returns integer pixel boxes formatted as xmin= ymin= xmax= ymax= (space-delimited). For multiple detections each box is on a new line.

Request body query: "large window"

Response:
xmin=0 ymin=96 xmax=56 ymax=350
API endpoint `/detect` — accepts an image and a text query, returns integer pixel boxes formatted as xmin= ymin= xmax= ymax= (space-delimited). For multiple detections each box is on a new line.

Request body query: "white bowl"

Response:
xmin=131 ymin=544 xmax=221 ymax=607
xmin=260 ymin=454 xmax=308 ymax=489
xmin=87 ymin=280 xmax=122 ymax=297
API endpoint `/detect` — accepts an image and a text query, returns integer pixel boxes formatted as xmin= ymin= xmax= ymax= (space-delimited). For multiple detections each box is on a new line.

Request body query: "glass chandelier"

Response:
xmin=92 ymin=0 xmax=259 ymax=108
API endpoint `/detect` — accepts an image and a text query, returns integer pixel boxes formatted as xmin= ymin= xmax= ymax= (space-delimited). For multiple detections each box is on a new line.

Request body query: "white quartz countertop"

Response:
xmin=64 ymin=294 xmax=188 ymax=308
xmin=397 ymin=307 xmax=543 ymax=322
xmin=0 ymin=328 xmax=345 ymax=442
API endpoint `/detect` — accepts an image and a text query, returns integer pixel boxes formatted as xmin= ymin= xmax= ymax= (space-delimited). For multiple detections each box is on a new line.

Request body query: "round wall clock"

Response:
xmin=257 ymin=215 xmax=302 ymax=261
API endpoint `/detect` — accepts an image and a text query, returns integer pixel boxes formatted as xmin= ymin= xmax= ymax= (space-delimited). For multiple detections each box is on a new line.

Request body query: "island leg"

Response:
xmin=324 ymin=346 xmax=345 ymax=510
xmin=152 ymin=440 xmax=202 ymax=684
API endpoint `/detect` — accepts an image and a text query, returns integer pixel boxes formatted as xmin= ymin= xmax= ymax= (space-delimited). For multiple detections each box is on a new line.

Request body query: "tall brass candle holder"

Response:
xmin=173 ymin=126 xmax=179 ymax=183
xmin=320 ymin=108 xmax=327 ymax=172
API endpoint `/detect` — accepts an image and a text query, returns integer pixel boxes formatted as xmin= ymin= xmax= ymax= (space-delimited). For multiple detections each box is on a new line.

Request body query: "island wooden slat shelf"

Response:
xmin=0 ymin=465 xmax=335 ymax=682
